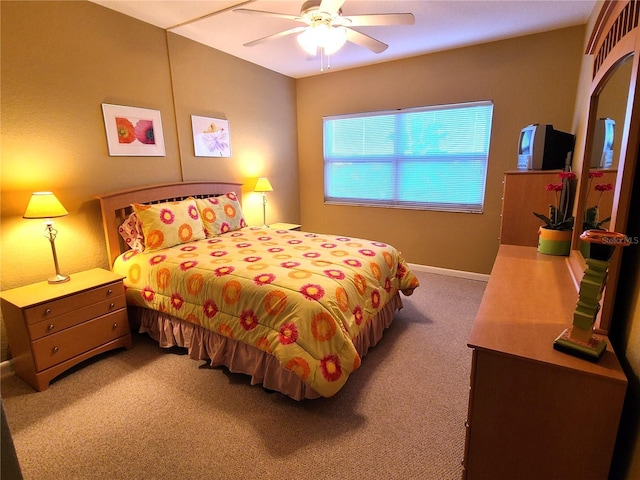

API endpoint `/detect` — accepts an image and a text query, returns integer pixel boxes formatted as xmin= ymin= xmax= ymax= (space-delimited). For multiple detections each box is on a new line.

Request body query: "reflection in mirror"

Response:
xmin=582 ymin=55 xmax=634 ymax=239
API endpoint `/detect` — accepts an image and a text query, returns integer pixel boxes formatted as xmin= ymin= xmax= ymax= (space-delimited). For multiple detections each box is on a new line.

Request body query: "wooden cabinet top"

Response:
xmin=0 ymin=268 xmax=125 ymax=308
xmin=468 ymin=245 xmax=626 ymax=383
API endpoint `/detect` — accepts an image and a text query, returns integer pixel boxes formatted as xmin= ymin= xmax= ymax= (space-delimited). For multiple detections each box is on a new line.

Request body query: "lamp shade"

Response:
xmin=297 ymin=24 xmax=347 ymax=56
xmin=23 ymin=192 xmax=68 ymax=219
xmin=254 ymin=177 xmax=273 ymax=193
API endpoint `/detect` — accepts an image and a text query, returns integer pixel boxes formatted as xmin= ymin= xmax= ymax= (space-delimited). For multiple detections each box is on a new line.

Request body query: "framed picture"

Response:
xmin=191 ymin=115 xmax=231 ymax=157
xmin=102 ymin=103 xmax=166 ymax=156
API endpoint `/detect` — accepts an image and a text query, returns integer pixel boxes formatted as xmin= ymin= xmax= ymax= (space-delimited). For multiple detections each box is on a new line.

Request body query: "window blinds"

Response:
xmin=323 ymin=101 xmax=494 ymax=213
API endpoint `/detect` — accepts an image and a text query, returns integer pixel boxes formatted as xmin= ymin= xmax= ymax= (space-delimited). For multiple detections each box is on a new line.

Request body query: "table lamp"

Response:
xmin=23 ymin=192 xmax=70 ymax=284
xmin=553 ymin=229 xmax=630 ymax=360
xmin=254 ymin=177 xmax=273 ymax=227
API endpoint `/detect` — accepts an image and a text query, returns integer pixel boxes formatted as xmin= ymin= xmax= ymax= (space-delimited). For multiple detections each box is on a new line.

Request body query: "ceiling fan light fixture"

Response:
xmin=297 ymin=26 xmax=320 ymax=55
xmin=297 ymin=20 xmax=347 ymax=56
xmin=323 ymin=25 xmax=347 ymax=55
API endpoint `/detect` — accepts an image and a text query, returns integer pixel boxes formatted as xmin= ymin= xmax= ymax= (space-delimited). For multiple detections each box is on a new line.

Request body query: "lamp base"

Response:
xmin=553 ymin=327 xmax=606 ymax=362
xmin=48 ymin=274 xmax=70 ymax=284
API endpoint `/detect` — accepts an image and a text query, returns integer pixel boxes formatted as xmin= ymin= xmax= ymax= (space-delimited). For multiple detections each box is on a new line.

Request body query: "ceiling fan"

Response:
xmin=234 ymin=0 xmax=415 ymax=56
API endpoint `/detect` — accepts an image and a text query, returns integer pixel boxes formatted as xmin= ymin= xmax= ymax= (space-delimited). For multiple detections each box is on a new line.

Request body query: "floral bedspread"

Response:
xmin=113 ymin=227 xmax=419 ymax=397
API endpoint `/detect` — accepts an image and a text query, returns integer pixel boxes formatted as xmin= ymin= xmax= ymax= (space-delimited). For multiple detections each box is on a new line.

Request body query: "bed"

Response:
xmin=97 ymin=181 xmax=419 ymax=400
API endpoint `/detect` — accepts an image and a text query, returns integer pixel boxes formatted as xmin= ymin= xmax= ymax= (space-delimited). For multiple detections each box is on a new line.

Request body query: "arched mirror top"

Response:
xmin=587 ymin=0 xmax=639 ymax=83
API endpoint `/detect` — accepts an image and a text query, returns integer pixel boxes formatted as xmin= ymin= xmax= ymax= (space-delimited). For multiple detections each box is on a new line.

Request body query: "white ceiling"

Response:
xmin=91 ymin=0 xmax=597 ymax=78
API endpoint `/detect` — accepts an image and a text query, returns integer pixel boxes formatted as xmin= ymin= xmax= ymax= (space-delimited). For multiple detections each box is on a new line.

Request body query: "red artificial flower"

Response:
xmin=558 ymin=171 xmax=577 ymax=180
xmin=535 ymin=171 xmax=575 ymax=229
xmin=595 ymin=183 xmax=614 ymax=192
xmin=589 ymin=170 xmax=605 ymax=178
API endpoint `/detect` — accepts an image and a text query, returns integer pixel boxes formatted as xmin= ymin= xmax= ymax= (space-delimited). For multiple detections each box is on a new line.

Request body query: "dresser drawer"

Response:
xmin=27 ymin=295 xmax=127 ymax=340
xmin=23 ymin=281 xmax=124 ymax=325
xmin=31 ymin=308 xmax=129 ymax=371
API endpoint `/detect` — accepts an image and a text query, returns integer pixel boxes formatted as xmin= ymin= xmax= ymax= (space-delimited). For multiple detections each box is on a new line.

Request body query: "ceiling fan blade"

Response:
xmin=243 ymin=26 xmax=307 ymax=47
xmin=319 ymin=0 xmax=346 ymax=16
xmin=345 ymin=28 xmax=388 ymax=54
xmin=340 ymin=13 xmax=415 ymax=27
xmin=234 ymin=8 xmax=302 ymax=22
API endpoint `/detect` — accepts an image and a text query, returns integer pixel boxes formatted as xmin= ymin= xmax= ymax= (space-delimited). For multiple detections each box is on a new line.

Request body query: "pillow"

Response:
xmin=196 ymin=192 xmax=246 ymax=237
xmin=118 ymin=212 xmax=145 ymax=252
xmin=132 ymin=197 xmax=205 ymax=251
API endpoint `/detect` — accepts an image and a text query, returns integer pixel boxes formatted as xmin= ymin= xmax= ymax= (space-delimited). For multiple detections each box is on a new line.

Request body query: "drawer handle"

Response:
xmin=464 ymin=420 xmax=470 ymax=428
xmin=52 ymin=346 xmax=59 ymax=354
xmin=47 ymin=324 xmax=55 ymax=331
xmin=109 ymin=302 xmax=115 ymax=309
xmin=106 ymin=289 xmax=113 ymax=296
xmin=44 ymin=308 xmax=52 ymax=316
xmin=112 ymin=323 xmax=118 ymax=330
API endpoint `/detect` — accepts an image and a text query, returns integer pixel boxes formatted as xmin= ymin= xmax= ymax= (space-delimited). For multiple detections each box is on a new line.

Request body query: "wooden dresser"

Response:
xmin=0 ymin=268 xmax=132 ymax=391
xmin=499 ymin=170 xmax=564 ymax=247
xmin=463 ymin=245 xmax=627 ymax=479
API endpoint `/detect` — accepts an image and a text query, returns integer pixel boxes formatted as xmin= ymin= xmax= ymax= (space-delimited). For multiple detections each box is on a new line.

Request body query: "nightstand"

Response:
xmin=269 ymin=222 xmax=301 ymax=231
xmin=0 ymin=268 xmax=131 ymax=391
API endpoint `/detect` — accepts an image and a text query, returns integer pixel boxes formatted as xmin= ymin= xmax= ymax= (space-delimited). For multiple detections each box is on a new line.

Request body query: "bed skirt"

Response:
xmin=129 ymin=293 xmax=403 ymax=400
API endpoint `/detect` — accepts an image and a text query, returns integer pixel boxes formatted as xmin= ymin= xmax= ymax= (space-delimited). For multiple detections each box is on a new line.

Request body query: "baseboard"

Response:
xmin=408 ymin=263 xmax=490 ymax=282
xmin=1 ymin=360 xmax=13 ymax=378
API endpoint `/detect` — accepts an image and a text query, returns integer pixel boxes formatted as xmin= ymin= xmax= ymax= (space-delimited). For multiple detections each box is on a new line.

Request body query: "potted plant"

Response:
xmin=583 ymin=171 xmax=613 ymax=230
xmin=533 ymin=171 xmax=576 ymax=255
xmin=581 ymin=170 xmax=614 ymax=257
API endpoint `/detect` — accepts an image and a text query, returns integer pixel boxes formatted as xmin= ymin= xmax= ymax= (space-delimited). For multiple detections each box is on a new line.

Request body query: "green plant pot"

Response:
xmin=538 ymin=228 xmax=572 ymax=256
xmin=580 ymin=239 xmax=590 ymax=258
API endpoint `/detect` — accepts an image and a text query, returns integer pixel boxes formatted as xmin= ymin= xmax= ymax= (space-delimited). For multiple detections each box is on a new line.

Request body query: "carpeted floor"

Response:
xmin=0 ymin=271 xmax=486 ymax=480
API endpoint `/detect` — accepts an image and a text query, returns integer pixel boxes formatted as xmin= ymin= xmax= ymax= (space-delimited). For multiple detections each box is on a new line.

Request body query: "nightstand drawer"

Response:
xmin=23 ymin=281 xmax=124 ymax=325
xmin=27 ymin=295 xmax=126 ymax=340
xmin=31 ymin=308 xmax=129 ymax=371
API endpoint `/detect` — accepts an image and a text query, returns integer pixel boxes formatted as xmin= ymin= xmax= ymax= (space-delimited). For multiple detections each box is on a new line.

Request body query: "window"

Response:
xmin=323 ymin=101 xmax=494 ymax=213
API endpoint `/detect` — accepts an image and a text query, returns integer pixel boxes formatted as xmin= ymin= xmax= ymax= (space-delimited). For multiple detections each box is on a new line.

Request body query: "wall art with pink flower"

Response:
xmin=191 ymin=115 xmax=231 ymax=157
xmin=102 ymin=103 xmax=166 ymax=156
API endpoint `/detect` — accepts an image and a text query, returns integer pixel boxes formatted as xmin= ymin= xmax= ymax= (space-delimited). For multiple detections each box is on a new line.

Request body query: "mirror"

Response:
xmin=582 ymin=55 xmax=634 ymax=237
xmin=568 ymin=0 xmax=640 ymax=334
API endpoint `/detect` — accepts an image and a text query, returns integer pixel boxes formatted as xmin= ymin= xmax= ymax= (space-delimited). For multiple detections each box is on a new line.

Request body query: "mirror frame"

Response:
xmin=569 ymin=0 xmax=640 ymax=333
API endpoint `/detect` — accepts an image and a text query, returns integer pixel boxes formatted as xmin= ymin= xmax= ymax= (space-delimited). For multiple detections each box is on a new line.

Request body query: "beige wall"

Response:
xmin=166 ymin=34 xmax=299 ymax=224
xmin=296 ymin=26 xmax=585 ymax=274
xmin=0 ymin=1 xmax=298 ymax=360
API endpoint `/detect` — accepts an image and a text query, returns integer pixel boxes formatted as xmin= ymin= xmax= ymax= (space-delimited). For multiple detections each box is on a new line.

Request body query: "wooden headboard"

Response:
xmin=96 ymin=181 xmax=243 ymax=267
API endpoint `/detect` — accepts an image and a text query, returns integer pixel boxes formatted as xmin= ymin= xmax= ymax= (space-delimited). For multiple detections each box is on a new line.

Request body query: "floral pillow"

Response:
xmin=196 ymin=192 xmax=246 ymax=237
xmin=132 ymin=197 xmax=205 ymax=251
xmin=118 ymin=212 xmax=145 ymax=252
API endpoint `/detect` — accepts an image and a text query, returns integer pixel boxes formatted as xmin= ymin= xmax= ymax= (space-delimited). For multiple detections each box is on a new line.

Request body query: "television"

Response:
xmin=590 ymin=117 xmax=615 ymax=168
xmin=517 ymin=124 xmax=575 ymax=170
